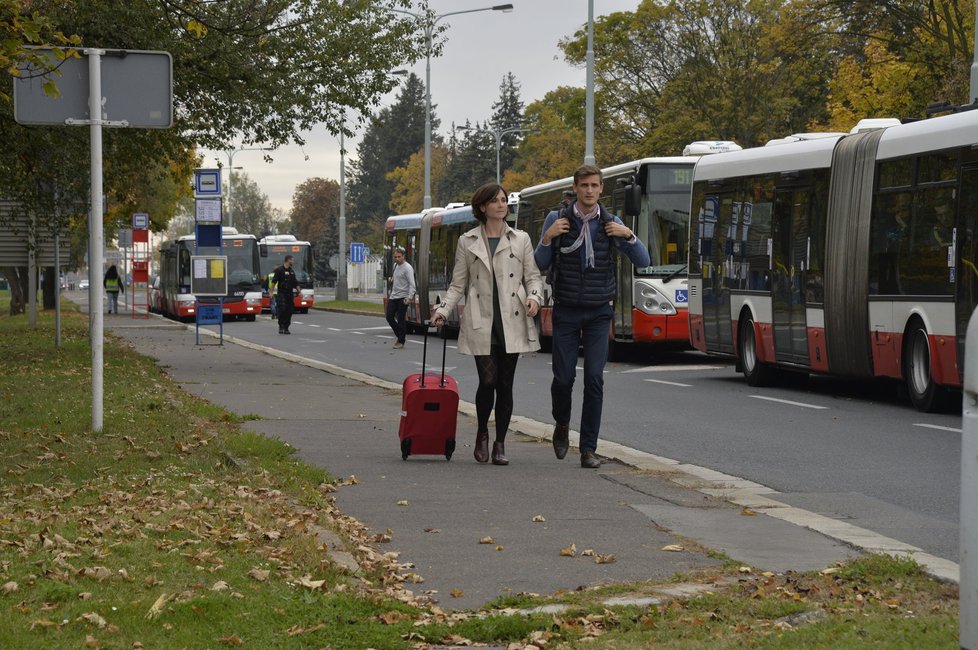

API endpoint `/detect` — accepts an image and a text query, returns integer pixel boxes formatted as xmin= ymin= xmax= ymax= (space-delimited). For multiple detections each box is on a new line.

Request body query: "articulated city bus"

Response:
xmin=258 ymin=234 xmax=315 ymax=313
xmin=688 ymin=110 xmax=978 ymax=411
xmin=158 ymin=227 xmax=263 ymax=322
xmin=517 ymin=149 xmax=738 ymax=356
xmin=383 ymin=196 xmax=520 ymax=336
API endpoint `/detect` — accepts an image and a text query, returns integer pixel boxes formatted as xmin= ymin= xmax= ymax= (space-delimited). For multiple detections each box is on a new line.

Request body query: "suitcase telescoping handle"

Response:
xmin=421 ymin=320 xmax=448 ymax=388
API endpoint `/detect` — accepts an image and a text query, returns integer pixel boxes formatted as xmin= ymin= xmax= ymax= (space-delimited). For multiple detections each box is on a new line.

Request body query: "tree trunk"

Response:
xmin=42 ymin=266 xmax=56 ymax=309
xmin=2 ymin=266 xmax=25 ymax=315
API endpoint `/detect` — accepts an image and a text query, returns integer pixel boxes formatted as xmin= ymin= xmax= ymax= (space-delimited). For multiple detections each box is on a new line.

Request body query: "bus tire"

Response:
xmin=903 ymin=319 xmax=950 ymax=413
xmin=739 ymin=313 xmax=776 ymax=387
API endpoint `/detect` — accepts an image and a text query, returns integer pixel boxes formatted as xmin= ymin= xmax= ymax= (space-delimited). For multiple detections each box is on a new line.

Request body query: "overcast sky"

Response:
xmin=200 ymin=0 xmax=641 ymax=215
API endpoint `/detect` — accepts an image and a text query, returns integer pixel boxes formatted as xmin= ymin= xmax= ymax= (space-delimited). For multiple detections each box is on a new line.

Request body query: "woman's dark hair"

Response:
xmin=470 ymin=182 xmax=507 ymax=224
xmin=105 ymin=265 xmax=119 ymax=279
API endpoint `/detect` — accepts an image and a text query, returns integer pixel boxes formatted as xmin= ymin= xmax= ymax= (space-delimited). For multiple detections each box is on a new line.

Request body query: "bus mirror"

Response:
xmin=259 ymin=243 xmax=267 ymax=257
xmin=623 ymin=183 xmax=642 ymax=217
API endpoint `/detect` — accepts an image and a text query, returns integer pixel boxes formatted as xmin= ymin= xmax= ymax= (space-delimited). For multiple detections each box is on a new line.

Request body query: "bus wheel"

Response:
xmin=904 ymin=320 xmax=950 ymax=413
xmin=739 ymin=314 xmax=776 ymax=387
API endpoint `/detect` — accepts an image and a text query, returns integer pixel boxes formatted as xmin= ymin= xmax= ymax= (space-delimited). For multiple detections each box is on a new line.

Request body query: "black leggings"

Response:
xmin=474 ymin=347 xmax=519 ymax=442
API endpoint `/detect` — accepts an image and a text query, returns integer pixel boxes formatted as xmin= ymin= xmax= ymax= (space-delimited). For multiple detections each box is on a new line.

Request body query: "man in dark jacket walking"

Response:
xmin=272 ymin=255 xmax=300 ymax=334
xmin=534 ymin=164 xmax=651 ymax=468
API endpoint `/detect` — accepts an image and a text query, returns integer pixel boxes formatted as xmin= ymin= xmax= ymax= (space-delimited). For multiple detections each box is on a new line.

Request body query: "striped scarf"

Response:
xmin=560 ymin=203 xmax=600 ymax=268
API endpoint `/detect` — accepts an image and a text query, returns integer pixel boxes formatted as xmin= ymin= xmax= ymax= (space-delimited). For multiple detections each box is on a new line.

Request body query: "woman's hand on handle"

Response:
xmin=432 ymin=313 xmax=446 ymax=326
xmin=526 ymin=299 xmax=539 ymax=318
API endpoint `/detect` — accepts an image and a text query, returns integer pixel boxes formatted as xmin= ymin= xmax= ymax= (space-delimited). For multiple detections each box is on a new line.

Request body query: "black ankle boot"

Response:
xmin=491 ymin=441 xmax=508 ymax=466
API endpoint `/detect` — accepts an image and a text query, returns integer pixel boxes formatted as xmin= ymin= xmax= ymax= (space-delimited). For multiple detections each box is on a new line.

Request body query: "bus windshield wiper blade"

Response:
xmin=663 ymin=265 xmax=687 ymax=283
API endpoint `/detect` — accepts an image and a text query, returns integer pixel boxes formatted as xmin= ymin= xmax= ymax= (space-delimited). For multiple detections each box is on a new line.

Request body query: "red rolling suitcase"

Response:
xmin=398 ymin=324 xmax=459 ymax=460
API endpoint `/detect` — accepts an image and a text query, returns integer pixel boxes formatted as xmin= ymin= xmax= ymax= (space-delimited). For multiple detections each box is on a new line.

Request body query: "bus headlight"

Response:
xmin=636 ymin=283 xmax=677 ymax=316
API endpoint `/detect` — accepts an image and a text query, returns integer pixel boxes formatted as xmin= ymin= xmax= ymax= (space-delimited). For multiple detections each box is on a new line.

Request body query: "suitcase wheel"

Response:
xmin=401 ymin=438 xmax=411 ymax=460
xmin=444 ymin=439 xmax=456 ymax=461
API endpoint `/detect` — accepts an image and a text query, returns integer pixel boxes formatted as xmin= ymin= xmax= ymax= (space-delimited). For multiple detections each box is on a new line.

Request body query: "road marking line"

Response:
xmin=307 ymin=324 xmax=320 ymax=328
xmin=623 ymin=364 xmax=723 ymax=374
xmin=750 ymin=395 xmax=828 ymax=410
xmin=914 ymin=423 xmax=961 ymax=433
xmin=643 ymin=378 xmax=692 ymax=388
xmin=328 ymin=327 xmax=343 ymax=332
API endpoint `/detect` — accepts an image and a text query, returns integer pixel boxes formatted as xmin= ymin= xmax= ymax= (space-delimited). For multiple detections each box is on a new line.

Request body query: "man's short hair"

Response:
xmin=284 ymin=255 xmax=294 ymax=263
xmin=394 ymin=247 xmax=406 ymax=256
xmin=573 ymin=164 xmax=603 ymax=184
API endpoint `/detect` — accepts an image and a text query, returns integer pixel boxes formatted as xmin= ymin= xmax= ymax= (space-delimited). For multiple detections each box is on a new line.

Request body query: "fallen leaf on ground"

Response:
xmin=220 ymin=634 xmax=244 ymax=646
xmin=496 ymin=545 xmax=504 ymax=551
xmin=560 ymin=543 xmax=576 ymax=557
xmin=296 ymin=575 xmax=326 ymax=589
xmin=423 ymin=528 xmax=441 ymax=533
xmin=78 ymin=612 xmax=107 ymax=628
xmin=479 ymin=536 xmax=495 ymax=544
xmin=450 ymin=588 xmax=464 ymax=598
xmin=595 ymin=554 xmax=616 ymax=564
xmin=532 ymin=515 xmax=546 ymax=522
xmin=741 ymin=506 xmax=759 ymax=516
xmin=397 ymin=500 xmax=409 ymax=506
xmin=581 ymin=549 xmax=595 ymax=556
xmin=661 ymin=544 xmax=684 ymax=552
xmin=2 ymin=581 xmax=17 ymax=594
xmin=146 ymin=593 xmax=168 ymax=620
xmin=248 ymin=568 xmax=270 ymax=581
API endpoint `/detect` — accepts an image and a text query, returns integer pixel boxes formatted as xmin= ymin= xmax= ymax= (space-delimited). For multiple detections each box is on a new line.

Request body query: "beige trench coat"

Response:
xmin=433 ymin=224 xmax=543 ymax=356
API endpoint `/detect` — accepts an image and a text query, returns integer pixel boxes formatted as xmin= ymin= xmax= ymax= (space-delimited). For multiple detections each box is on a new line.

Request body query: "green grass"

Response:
xmin=0 ymin=294 xmax=961 ymax=649
xmin=314 ymin=299 xmax=384 ymax=314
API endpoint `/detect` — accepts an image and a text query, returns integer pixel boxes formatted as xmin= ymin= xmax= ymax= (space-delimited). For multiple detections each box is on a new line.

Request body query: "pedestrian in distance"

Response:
xmin=433 ymin=182 xmax=543 ymax=466
xmin=264 ymin=270 xmax=278 ymax=319
xmin=386 ymin=247 xmax=416 ymax=350
xmin=103 ymin=264 xmax=124 ymax=315
xmin=534 ymin=164 xmax=651 ymax=468
xmin=272 ymin=255 xmax=300 ymax=334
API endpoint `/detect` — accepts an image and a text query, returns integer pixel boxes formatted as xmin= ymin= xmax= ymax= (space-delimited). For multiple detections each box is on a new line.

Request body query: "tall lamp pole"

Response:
xmin=337 ymin=128 xmax=349 ymax=301
xmin=393 ymin=4 xmax=513 ymax=209
xmin=584 ymin=0 xmax=595 ymax=165
xmin=224 ymin=147 xmax=264 ymax=228
xmin=456 ymin=124 xmax=536 ymax=184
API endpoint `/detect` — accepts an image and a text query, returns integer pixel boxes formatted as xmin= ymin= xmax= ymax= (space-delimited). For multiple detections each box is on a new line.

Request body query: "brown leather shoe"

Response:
xmin=474 ymin=431 xmax=489 ymax=463
xmin=580 ymin=451 xmax=601 ymax=469
xmin=491 ymin=441 xmax=509 ymax=465
xmin=552 ymin=424 xmax=569 ymax=460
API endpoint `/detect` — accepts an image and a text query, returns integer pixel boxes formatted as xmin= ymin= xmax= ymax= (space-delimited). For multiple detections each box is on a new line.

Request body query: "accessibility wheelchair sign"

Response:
xmin=675 ymin=289 xmax=688 ymax=304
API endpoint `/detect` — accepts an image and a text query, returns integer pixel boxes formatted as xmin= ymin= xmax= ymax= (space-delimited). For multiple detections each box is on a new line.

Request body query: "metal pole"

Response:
xmin=28 ymin=213 xmax=36 ymax=327
xmin=337 ymin=129 xmax=349 ymax=301
xmin=495 ymin=130 xmax=502 ymax=184
xmin=89 ymin=49 xmax=104 ymax=432
xmin=972 ymin=1 xmax=978 ymax=102
xmin=226 ymin=151 xmax=234 ymax=228
xmin=55 ymin=231 xmax=61 ymax=347
xmin=584 ymin=0 xmax=595 ymax=165
xmin=423 ymin=23 xmax=433 ymax=210
xmin=963 ymin=308 xmax=978 ymax=648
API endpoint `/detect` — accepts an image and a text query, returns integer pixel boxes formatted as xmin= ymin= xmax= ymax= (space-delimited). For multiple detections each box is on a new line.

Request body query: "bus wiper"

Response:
xmin=662 ymin=264 xmax=687 ymax=283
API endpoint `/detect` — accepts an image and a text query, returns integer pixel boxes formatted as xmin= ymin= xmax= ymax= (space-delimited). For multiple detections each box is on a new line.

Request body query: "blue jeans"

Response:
xmin=550 ymin=302 xmax=612 ymax=453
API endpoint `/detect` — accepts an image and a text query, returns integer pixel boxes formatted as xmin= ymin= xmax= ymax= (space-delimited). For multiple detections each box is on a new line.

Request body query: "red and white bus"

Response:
xmin=158 ymin=227 xmax=263 ymax=322
xmin=517 ymin=148 xmax=738 ymax=356
xmin=688 ymin=110 xmax=978 ymax=411
xmin=258 ymin=235 xmax=315 ymax=313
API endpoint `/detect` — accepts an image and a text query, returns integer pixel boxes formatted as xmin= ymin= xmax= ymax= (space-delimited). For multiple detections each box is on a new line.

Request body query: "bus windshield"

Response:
xmin=636 ymin=165 xmax=693 ymax=277
xmin=196 ymin=237 xmax=260 ymax=290
xmin=260 ymin=244 xmax=314 ymax=287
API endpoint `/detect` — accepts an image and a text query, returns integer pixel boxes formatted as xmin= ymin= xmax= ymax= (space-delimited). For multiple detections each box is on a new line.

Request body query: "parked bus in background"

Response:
xmin=383 ymin=196 xmax=520 ymax=337
xmin=158 ymin=226 xmax=263 ymax=322
xmin=517 ymin=146 xmax=740 ymax=356
xmin=688 ymin=111 xmax=978 ymax=412
xmin=258 ymin=235 xmax=315 ymax=313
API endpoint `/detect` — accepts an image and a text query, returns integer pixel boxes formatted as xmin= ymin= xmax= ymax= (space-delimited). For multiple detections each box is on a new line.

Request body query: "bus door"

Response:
xmin=702 ymin=193 xmax=734 ymax=353
xmin=955 ymin=164 xmax=978 ymax=371
xmin=610 ymin=185 xmax=634 ymax=340
xmin=771 ymin=186 xmax=811 ymax=364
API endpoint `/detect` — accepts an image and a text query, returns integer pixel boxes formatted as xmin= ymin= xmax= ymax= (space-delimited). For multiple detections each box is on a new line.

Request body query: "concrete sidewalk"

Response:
xmin=107 ymin=316 xmax=859 ymax=612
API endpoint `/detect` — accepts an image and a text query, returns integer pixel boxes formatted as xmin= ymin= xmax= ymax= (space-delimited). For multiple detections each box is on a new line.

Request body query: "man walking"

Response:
xmin=272 ymin=255 xmax=300 ymax=334
xmin=386 ymin=247 xmax=416 ymax=349
xmin=534 ymin=164 xmax=650 ymax=468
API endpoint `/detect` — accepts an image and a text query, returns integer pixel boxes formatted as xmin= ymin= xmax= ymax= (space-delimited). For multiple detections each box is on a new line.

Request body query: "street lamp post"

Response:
xmin=393 ymin=4 xmax=513 ymax=210
xmin=456 ymin=124 xmax=536 ymax=184
xmin=224 ymin=147 xmax=264 ymax=228
xmin=337 ymin=128 xmax=349 ymax=301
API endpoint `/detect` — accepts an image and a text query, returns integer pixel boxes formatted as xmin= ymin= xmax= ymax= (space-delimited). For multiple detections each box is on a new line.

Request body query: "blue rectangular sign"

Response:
xmin=350 ymin=242 xmax=365 ymax=264
xmin=196 ymin=304 xmax=222 ymax=325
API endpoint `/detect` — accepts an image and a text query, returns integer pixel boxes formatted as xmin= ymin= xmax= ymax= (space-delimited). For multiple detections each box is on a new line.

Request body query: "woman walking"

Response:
xmin=433 ymin=183 xmax=542 ymax=465
xmin=103 ymin=265 xmax=124 ymax=314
